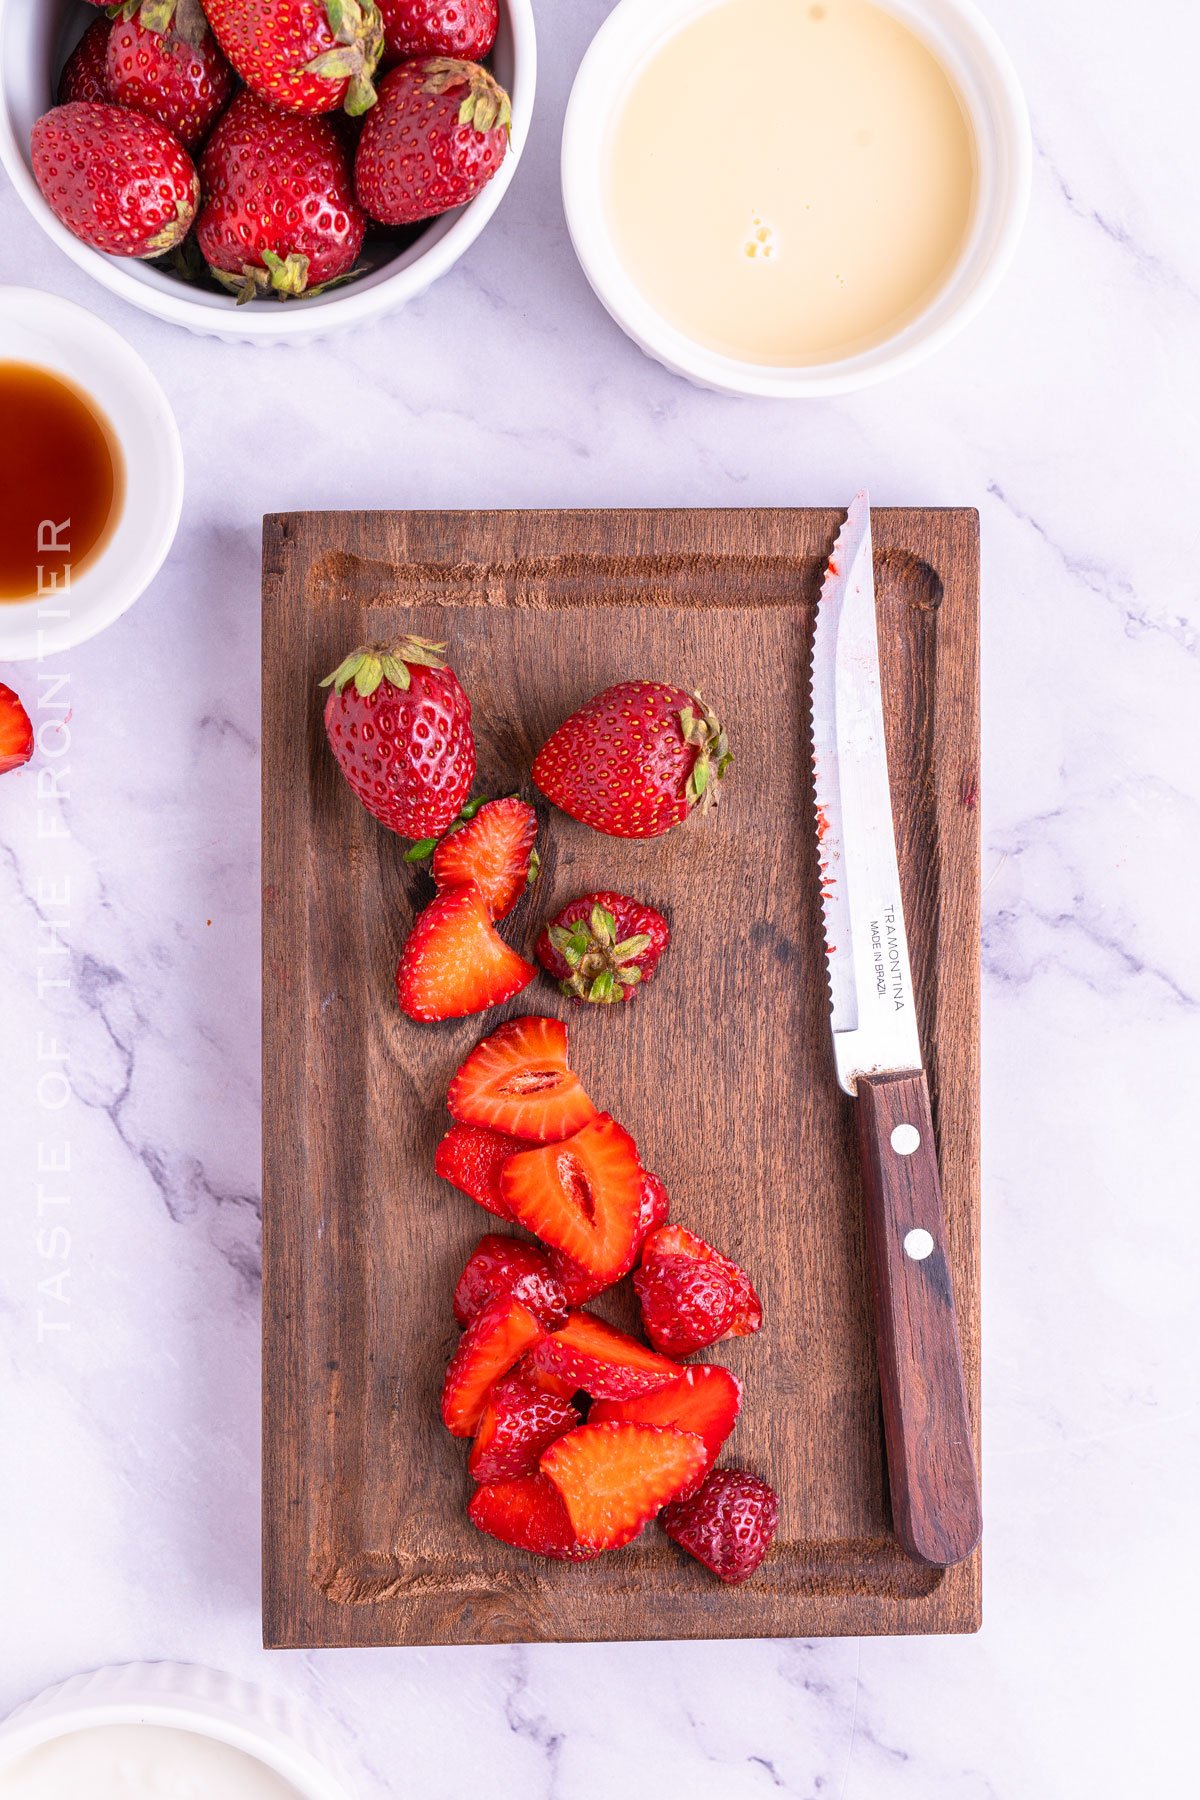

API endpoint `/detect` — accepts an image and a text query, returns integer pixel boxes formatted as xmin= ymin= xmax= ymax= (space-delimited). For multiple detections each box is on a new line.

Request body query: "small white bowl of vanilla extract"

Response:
xmin=0 ymin=286 xmax=183 ymax=659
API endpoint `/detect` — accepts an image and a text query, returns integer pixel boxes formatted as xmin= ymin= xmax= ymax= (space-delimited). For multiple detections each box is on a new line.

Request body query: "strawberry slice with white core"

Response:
xmin=500 ymin=1113 xmax=643 ymax=1284
xmin=548 ymin=1168 xmax=671 ymax=1302
xmin=531 ymin=1309 xmax=681 ymax=1401
xmin=448 ymin=1016 xmax=598 ymax=1142
xmin=540 ymin=1421 xmax=707 ymax=1551
xmin=440 ymin=1295 xmax=544 ymax=1437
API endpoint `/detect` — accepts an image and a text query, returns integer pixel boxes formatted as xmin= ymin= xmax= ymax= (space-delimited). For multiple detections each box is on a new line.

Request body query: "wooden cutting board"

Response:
xmin=261 ymin=507 xmax=980 ymax=1647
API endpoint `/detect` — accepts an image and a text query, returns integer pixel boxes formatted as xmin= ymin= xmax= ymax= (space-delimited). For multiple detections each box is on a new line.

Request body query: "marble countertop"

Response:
xmin=2 ymin=1 xmax=1195 ymax=1793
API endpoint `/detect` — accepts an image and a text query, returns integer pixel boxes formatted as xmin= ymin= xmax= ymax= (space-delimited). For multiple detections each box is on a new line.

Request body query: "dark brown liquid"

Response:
xmin=0 ymin=362 xmax=123 ymax=602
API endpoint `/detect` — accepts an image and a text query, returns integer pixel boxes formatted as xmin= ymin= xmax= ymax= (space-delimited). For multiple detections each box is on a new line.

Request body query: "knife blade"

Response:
xmin=810 ymin=491 xmax=981 ymax=1568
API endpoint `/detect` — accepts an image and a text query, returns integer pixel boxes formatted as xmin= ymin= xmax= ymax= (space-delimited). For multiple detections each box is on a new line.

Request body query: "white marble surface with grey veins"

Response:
xmin=1 ymin=1 xmax=1196 ymax=1794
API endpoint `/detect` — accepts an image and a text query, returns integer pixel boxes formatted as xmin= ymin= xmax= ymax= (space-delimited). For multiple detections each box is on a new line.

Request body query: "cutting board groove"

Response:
xmin=262 ymin=508 xmax=980 ymax=1647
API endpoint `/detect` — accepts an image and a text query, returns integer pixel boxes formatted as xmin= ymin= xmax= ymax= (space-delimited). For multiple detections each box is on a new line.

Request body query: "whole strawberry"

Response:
xmin=198 ymin=89 xmax=366 ymax=298
xmin=58 ymin=19 xmax=113 ymax=105
xmin=31 ymin=102 xmax=199 ymax=258
xmin=106 ymin=12 xmax=234 ymax=149
xmin=354 ymin=57 xmax=509 ymax=226
xmin=537 ymin=893 xmax=669 ymax=1005
xmin=533 ymin=681 xmax=731 ymax=839
xmin=205 ymin=0 xmax=383 ymax=115
xmin=661 ymin=1468 xmax=779 ymax=1585
xmin=378 ymin=0 xmax=497 ymax=63
xmin=321 ymin=637 xmax=476 ymax=838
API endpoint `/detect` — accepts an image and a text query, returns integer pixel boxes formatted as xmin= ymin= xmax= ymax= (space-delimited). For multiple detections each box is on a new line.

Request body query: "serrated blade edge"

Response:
xmin=809 ymin=493 xmax=871 ymax=1036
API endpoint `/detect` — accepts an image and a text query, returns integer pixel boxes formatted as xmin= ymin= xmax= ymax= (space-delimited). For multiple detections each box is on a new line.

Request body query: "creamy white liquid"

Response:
xmin=0 ymin=1726 xmax=302 ymax=1799
xmin=607 ymin=0 xmax=978 ymax=364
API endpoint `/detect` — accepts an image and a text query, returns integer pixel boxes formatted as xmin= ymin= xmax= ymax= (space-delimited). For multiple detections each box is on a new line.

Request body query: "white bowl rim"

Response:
xmin=0 ymin=0 xmax=537 ymax=341
xmin=0 ymin=1662 xmax=352 ymax=1800
xmin=0 ymin=284 xmax=184 ymax=659
xmin=561 ymin=0 xmax=1032 ymax=398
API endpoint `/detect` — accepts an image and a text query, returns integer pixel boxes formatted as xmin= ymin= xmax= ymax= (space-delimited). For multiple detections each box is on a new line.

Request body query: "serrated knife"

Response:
xmin=810 ymin=492 xmax=981 ymax=1568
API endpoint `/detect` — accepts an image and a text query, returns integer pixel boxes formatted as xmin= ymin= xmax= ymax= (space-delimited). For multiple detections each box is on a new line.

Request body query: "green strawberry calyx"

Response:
xmin=678 ymin=692 xmax=732 ymax=811
xmin=125 ymin=0 xmax=207 ymax=45
xmin=548 ymin=903 xmax=653 ymax=1005
xmin=422 ymin=58 xmax=513 ymax=137
xmin=320 ymin=637 xmax=448 ymax=700
xmin=402 ymin=794 xmax=490 ymax=863
xmin=306 ymin=0 xmax=384 ymax=115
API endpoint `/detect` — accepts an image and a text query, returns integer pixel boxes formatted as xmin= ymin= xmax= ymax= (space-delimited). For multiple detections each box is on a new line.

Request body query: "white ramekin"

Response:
xmin=562 ymin=0 xmax=1031 ymax=398
xmin=0 ymin=0 xmax=536 ymax=346
xmin=0 ymin=1663 xmax=353 ymax=1798
xmin=0 ymin=285 xmax=183 ymax=660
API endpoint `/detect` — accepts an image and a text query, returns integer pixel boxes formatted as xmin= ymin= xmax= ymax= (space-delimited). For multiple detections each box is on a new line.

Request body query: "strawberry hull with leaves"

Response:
xmin=205 ymin=0 xmax=385 ymax=116
xmin=536 ymin=892 xmax=669 ymax=1005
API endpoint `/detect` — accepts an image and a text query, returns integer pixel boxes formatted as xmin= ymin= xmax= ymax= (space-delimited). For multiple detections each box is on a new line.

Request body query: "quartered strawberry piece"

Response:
xmin=468 ymin=1365 xmax=581 ymax=1482
xmin=397 ymin=882 xmax=535 ymax=1022
xmin=591 ymin=1364 xmax=742 ymax=1497
xmin=468 ymin=1472 xmax=598 ymax=1560
xmin=661 ymin=1468 xmax=780 ymax=1584
xmin=447 ymin=1015 xmax=597 ymax=1143
xmin=432 ymin=796 xmax=539 ymax=921
xmin=501 ymin=1114 xmax=643 ymax=1283
xmin=435 ymin=1122 xmax=522 ymax=1220
xmin=440 ymin=1295 xmax=544 ymax=1437
xmin=634 ymin=1224 xmax=763 ymax=1358
xmin=531 ymin=1309 xmax=681 ymax=1401
xmin=451 ymin=1235 xmax=569 ymax=1330
xmin=0 ymin=684 xmax=34 ymax=775
xmin=540 ymin=1421 xmax=707 ymax=1552
xmin=548 ymin=1169 xmax=671 ymax=1303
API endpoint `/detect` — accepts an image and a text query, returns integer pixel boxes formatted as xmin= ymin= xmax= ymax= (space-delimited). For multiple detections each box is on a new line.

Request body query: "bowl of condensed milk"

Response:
xmin=0 ymin=1663 xmax=352 ymax=1800
xmin=562 ymin=0 xmax=1030 ymax=396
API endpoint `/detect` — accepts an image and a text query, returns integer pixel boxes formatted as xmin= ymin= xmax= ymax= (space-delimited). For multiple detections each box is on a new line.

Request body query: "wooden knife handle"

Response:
xmin=856 ymin=1069 xmax=981 ymax=1567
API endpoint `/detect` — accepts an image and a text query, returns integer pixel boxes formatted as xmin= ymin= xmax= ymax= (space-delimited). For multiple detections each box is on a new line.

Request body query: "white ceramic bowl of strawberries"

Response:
xmin=0 ymin=0 xmax=536 ymax=344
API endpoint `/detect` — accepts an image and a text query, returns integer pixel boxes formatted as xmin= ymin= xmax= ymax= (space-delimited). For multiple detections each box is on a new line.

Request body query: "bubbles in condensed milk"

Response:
xmin=743 ymin=216 xmax=778 ymax=261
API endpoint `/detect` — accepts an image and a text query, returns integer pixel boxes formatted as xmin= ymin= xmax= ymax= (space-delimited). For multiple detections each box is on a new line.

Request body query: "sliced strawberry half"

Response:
xmin=501 ymin=1113 xmax=642 ymax=1283
xmin=634 ymin=1224 xmax=763 ymax=1358
xmin=440 ymin=1295 xmax=545 ymax=1437
xmin=468 ymin=1365 xmax=581 ymax=1482
xmin=0 ymin=683 xmax=33 ymax=775
xmin=468 ymin=1472 xmax=598 ymax=1560
xmin=397 ymin=882 xmax=535 ymax=1023
xmin=431 ymin=796 xmax=539 ymax=921
xmin=435 ymin=1122 xmax=522 ymax=1220
xmin=547 ymin=1169 xmax=671 ymax=1303
xmin=531 ymin=1309 xmax=681 ymax=1401
xmin=540 ymin=1421 xmax=707 ymax=1551
xmin=447 ymin=1015 xmax=598 ymax=1142
xmin=591 ymin=1364 xmax=742 ymax=1496
xmin=451 ymin=1234 xmax=568 ymax=1330
xmin=661 ymin=1467 xmax=780 ymax=1584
